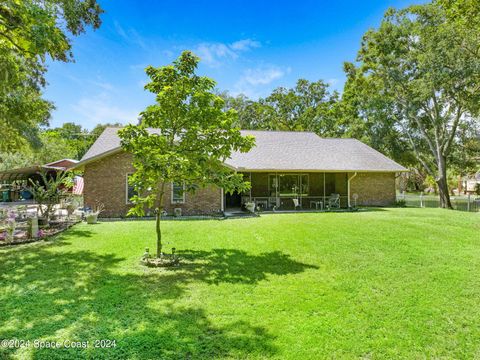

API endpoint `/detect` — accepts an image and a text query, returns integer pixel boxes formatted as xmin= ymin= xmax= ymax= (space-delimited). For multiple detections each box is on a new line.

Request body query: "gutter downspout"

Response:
xmin=347 ymin=172 xmax=357 ymax=208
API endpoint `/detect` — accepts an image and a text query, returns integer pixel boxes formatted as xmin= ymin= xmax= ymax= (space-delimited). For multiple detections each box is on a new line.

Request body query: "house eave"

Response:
xmin=71 ymin=147 xmax=123 ymax=171
xmin=230 ymin=168 xmax=408 ymax=173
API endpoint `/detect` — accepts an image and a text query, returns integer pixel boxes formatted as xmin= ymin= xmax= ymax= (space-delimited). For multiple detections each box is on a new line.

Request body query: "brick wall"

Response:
xmin=350 ymin=172 xmax=396 ymax=206
xmin=83 ymin=151 xmax=222 ymax=217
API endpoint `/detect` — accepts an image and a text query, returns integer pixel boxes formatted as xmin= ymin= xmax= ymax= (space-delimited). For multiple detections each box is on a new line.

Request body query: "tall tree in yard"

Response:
xmin=344 ymin=2 xmax=480 ymax=208
xmin=119 ymin=52 xmax=255 ymax=258
xmin=0 ymin=0 xmax=103 ymax=151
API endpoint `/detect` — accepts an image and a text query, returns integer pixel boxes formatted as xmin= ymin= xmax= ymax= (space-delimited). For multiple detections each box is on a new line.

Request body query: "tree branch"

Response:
xmin=400 ymin=121 xmax=435 ymax=176
xmin=443 ymin=105 xmax=463 ymax=156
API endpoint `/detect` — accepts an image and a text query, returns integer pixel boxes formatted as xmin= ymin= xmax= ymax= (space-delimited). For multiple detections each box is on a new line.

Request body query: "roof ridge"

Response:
xmin=314 ymin=137 xmax=358 ymax=140
xmin=241 ymin=129 xmax=317 ymax=134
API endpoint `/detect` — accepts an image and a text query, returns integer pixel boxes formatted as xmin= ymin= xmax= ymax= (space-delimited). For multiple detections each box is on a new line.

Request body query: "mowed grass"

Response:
xmin=1 ymin=208 xmax=479 ymax=359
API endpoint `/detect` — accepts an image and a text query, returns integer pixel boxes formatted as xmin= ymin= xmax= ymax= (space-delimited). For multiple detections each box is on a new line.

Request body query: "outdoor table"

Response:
xmin=310 ymin=200 xmax=323 ymax=210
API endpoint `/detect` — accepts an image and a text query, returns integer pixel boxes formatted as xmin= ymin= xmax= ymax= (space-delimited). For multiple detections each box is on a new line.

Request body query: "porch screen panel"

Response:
xmin=279 ymin=174 xmax=299 ymax=197
xmin=309 ymin=173 xmax=324 ymax=196
xmin=251 ymin=173 xmax=269 ymax=197
xmin=300 ymin=174 xmax=309 ymax=196
xmin=268 ymin=175 xmax=278 ymax=197
xmin=325 ymin=173 xmax=336 ymax=196
xmin=335 ymin=173 xmax=348 ymax=196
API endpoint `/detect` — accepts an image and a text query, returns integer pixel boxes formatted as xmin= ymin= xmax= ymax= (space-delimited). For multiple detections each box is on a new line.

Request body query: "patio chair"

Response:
xmin=328 ymin=193 xmax=340 ymax=209
xmin=292 ymin=198 xmax=301 ymax=210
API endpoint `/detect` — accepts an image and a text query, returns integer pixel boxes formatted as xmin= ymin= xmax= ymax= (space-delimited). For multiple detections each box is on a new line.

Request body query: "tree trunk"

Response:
xmin=436 ymin=155 xmax=453 ymax=209
xmin=155 ymin=182 xmax=166 ymax=258
xmin=155 ymin=209 xmax=162 ymax=257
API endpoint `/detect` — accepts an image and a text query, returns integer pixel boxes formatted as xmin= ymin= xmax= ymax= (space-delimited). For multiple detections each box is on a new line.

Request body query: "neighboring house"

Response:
xmin=73 ymin=128 xmax=407 ymax=217
xmin=465 ymin=172 xmax=480 ymax=193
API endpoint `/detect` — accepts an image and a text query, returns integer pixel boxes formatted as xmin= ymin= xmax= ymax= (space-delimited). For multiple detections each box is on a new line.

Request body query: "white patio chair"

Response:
xmin=328 ymin=194 xmax=340 ymax=209
xmin=292 ymin=198 xmax=301 ymax=210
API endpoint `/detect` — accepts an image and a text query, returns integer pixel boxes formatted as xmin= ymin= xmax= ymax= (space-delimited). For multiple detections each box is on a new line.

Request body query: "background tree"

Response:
xmin=221 ymin=79 xmax=341 ymax=135
xmin=0 ymin=121 xmax=123 ymax=171
xmin=263 ymin=79 xmax=340 ymax=135
xmin=0 ymin=0 xmax=103 ymax=152
xmin=44 ymin=122 xmax=123 ymax=160
xmin=343 ymin=2 xmax=480 ymax=208
xmin=340 ymin=63 xmax=415 ymax=166
xmin=219 ymin=92 xmax=260 ymax=129
xmin=119 ymin=51 xmax=255 ymax=258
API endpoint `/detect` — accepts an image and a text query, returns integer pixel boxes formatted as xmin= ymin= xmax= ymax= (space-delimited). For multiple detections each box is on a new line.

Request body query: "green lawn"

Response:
xmin=1 ymin=208 xmax=479 ymax=359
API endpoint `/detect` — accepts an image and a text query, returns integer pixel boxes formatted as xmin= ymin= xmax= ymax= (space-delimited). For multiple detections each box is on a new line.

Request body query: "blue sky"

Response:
xmin=44 ymin=0 xmax=418 ymax=129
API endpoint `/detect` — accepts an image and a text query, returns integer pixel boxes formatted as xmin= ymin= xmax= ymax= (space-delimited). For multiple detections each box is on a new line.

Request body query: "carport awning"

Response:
xmin=0 ymin=165 xmax=63 ymax=181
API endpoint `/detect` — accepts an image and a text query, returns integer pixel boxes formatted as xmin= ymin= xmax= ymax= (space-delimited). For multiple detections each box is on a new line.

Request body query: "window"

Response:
xmin=171 ymin=182 xmax=185 ymax=204
xmin=126 ymin=174 xmax=137 ymax=204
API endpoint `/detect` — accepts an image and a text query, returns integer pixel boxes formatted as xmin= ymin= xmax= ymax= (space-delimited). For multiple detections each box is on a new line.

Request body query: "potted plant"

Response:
xmin=244 ymin=201 xmax=256 ymax=213
xmin=86 ymin=203 xmax=104 ymax=224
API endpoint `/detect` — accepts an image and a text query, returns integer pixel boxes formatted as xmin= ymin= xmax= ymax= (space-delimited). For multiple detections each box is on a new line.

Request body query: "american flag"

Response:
xmin=73 ymin=176 xmax=84 ymax=195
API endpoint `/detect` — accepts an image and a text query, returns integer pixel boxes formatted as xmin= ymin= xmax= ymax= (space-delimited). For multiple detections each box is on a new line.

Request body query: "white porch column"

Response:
xmin=323 ymin=172 xmax=326 ymax=206
xmin=249 ymin=172 xmax=252 ymax=201
xmin=220 ymin=188 xmax=224 ymax=212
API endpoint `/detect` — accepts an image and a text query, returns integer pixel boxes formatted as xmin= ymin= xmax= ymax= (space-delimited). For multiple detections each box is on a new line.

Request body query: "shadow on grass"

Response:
xmin=0 ymin=240 xmax=317 ymax=359
xmin=175 ymin=249 xmax=319 ymax=285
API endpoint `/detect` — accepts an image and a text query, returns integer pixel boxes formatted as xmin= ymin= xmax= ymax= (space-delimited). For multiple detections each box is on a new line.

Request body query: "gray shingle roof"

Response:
xmin=80 ymin=127 xmax=406 ymax=172
xmin=226 ymin=130 xmax=406 ymax=172
xmin=81 ymin=127 xmax=122 ymax=161
xmin=81 ymin=127 xmax=161 ymax=161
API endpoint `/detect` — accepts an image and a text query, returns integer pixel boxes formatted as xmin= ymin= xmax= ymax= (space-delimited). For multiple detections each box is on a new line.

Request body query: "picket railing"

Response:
xmin=397 ymin=192 xmax=480 ymax=212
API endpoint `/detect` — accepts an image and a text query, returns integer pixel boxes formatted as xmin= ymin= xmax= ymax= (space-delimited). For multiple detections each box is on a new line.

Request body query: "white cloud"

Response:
xmin=114 ymin=21 xmax=147 ymax=50
xmin=327 ymin=78 xmax=338 ymax=86
xmin=193 ymin=38 xmax=261 ymax=67
xmin=114 ymin=21 xmax=128 ymax=40
xmin=230 ymin=39 xmax=261 ymax=51
xmin=90 ymin=80 xmax=114 ymax=92
xmin=232 ymin=65 xmax=290 ymax=98
xmin=129 ymin=63 xmax=148 ymax=71
xmin=72 ymin=93 xmax=140 ymax=129
xmin=242 ymin=66 xmax=287 ymax=86
xmin=162 ymin=50 xmax=174 ymax=58
xmin=194 ymin=43 xmax=236 ymax=66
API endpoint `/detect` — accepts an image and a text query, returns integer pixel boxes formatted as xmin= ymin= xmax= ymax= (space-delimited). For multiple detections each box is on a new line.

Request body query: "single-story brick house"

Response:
xmin=73 ymin=127 xmax=407 ymax=217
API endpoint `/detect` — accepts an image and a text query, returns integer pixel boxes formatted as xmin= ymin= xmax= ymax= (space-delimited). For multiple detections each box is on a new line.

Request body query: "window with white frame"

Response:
xmin=171 ymin=182 xmax=185 ymax=204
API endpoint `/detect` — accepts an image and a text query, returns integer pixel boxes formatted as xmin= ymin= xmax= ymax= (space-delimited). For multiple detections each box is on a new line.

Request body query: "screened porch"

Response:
xmin=226 ymin=172 xmax=351 ymax=211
